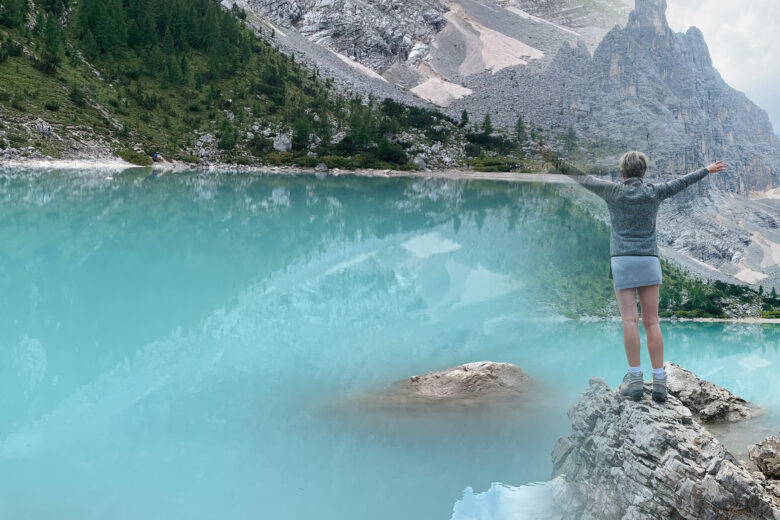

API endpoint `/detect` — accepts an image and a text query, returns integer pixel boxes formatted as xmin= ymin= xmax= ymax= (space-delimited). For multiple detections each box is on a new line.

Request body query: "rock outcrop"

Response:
xmin=240 ymin=0 xmax=447 ymax=72
xmin=350 ymin=361 xmax=533 ymax=410
xmin=666 ymin=362 xmax=754 ymax=423
xmin=751 ymin=433 xmax=780 ymax=480
xmin=551 ymin=375 xmax=780 ymax=519
xmin=405 ymin=361 xmax=530 ymax=399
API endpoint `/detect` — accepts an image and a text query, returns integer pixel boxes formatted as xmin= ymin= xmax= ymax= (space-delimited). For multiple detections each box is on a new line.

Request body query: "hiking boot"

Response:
xmin=652 ymin=373 xmax=668 ymax=403
xmin=619 ymin=371 xmax=644 ymax=401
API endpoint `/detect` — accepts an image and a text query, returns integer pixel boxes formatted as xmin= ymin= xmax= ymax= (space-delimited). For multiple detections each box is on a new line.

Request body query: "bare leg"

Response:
xmin=615 ymin=287 xmax=640 ymax=367
xmin=638 ymin=284 xmax=664 ymax=369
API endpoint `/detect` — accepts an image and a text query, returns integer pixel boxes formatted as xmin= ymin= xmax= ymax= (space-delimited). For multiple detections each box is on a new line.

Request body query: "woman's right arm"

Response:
xmin=655 ymin=161 xmax=727 ymax=200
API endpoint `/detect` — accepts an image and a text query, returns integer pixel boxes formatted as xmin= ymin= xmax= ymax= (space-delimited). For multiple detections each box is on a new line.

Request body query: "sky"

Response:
xmin=665 ymin=0 xmax=780 ymax=134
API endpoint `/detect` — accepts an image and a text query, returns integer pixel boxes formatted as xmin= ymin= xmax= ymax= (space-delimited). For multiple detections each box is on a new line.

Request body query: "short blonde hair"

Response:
xmin=619 ymin=151 xmax=648 ymax=178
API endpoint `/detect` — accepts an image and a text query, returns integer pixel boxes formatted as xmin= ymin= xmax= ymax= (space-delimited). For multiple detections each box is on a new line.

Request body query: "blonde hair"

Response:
xmin=619 ymin=151 xmax=648 ymax=178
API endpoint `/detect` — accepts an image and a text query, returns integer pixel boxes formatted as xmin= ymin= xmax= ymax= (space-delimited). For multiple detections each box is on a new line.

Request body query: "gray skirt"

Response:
xmin=609 ymin=255 xmax=663 ymax=290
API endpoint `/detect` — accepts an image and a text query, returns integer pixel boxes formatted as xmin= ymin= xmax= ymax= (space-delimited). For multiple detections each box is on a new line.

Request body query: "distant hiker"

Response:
xmin=549 ymin=150 xmax=728 ymax=402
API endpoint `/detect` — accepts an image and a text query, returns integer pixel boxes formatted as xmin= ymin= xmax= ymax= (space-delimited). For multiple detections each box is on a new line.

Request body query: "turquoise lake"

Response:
xmin=0 ymin=169 xmax=778 ymax=519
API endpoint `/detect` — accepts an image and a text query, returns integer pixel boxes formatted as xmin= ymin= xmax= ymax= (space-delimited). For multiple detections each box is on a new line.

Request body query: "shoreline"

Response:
xmin=585 ymin=316 xmax=780 ymax=324
xmin=660 ymin=317 xmax=780 ymax=324
xmin=0 ymin=156 xmax=571 ymax=183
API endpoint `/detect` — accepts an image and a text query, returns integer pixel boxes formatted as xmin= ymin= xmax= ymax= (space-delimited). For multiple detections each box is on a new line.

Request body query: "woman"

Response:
xmin=552 ymin=151 xmax=728 ymax=402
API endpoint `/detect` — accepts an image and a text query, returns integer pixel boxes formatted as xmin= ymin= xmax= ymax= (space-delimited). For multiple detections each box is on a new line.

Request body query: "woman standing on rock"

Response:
xmin=548 ymin=151 xmax=727 ymax=402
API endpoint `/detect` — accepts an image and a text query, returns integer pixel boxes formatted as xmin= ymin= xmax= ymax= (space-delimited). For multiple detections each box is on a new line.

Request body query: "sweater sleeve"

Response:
xmin=553 ymin=159 xmax=616 ymax=200
xmin=654 ymin=167 xmax=709 ymax=201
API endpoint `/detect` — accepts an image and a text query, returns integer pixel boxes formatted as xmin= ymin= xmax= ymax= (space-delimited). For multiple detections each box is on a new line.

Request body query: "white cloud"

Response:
xmin=666 ymin=0 xmax=780 ymax=133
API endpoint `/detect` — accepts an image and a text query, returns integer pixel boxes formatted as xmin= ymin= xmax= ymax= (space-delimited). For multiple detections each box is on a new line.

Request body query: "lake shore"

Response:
xmin=0 ymin=156 xmax=570 ymax=183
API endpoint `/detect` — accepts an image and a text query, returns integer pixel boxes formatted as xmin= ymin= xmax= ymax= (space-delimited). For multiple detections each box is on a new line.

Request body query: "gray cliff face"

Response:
xmin=239 ymin=0 xmax=447 ymax=71
xmin=498 ymin=0 xmax=633 ymax=29
xmin=551 ymin=375 xmax=780 ymax=519
xmin=457 ymin=0 xmax=780 ymax=193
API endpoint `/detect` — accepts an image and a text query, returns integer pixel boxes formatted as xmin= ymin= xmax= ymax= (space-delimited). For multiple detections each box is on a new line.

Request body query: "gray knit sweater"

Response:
xmin=554 ymin=160 xmax=710 ymax=257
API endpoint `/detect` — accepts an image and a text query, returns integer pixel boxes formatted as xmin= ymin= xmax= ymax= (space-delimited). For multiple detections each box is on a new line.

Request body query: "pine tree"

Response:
xmin=38 ymin=13 xmax=63 ymax=73
xmin=42 ymin=0 xmax=65 ymax=15
xmin=460 ymin=109 xmax=469 ymax=128
xmin=482 ymin=113 xmax=493 ymax=136
xmin=515 ymin=115 xmax=526 ymax=143
xmin=563 ymin=126 xmax=577 ymax=152
xmin=218 ymin=120 xmax=237 ymax=150
xmin=0 ymin=0 xmax=27 ymax=28
xmin=292 ymin=116 xmax=312 ymax=151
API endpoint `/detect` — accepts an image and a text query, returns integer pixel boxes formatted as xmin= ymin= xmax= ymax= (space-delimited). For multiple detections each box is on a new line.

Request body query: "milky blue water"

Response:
xmin=0 ymin=169 xmax=778 ymax=520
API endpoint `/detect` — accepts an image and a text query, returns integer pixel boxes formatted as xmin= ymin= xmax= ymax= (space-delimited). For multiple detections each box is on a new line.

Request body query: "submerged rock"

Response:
xmin=551 ymin=376 xmax=780 ymax=519
xmin=665 ymin=362 xmax=754 ymax=422
xmin=751 ymin=433 xmax=780 ymax=480
xmin=405 ymin=361 xmax=530 ymax=399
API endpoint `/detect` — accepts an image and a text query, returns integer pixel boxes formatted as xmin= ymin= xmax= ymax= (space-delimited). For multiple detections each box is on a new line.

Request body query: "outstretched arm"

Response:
xmin=550 ymin=157 xmax=616 ymax=200
xmin=654 ymin=161 xmax=726 ymax=200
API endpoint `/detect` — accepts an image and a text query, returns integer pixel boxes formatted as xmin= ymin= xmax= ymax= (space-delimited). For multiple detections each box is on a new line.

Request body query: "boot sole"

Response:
xmin=652 ymin=392 xmax=667 ymax=403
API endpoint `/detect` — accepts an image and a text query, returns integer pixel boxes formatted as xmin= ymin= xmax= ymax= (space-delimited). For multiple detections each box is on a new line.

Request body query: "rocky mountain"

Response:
xmin=238 ymin=0 xmax=780 ymax=290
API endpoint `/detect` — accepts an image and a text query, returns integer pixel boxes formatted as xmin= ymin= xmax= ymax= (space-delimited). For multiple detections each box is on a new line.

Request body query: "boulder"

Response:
xmin=665 ymin=362 xmax=753 ymax=422
xmin=314 ymin=162 xmax=328 ymax=173
xmin=551 ymin=376 xmax=780 ymax=519
xmin=412 ymin=154 xmax=426 ymax=169
xmin=751 ymin=433 xmax=780 ymax=480
xmin=405 ymin=361 xmax=530 ymax=399
xmin=33 ymin=119 xmax=52 ymax=136
xmin=273 ymin=134 xmax=292 ymax=152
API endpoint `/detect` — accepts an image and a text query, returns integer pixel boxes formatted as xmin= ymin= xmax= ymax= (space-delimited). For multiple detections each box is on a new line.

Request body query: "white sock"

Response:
xmin=652 ymin=367 xmax=665 ymax=378
xmin=628 ymin=366 xmax=641 ymax=375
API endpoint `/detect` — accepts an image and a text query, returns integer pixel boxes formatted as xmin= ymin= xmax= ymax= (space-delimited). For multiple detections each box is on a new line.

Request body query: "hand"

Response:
xmin=706 ymin=160 xmax=728 ymax=174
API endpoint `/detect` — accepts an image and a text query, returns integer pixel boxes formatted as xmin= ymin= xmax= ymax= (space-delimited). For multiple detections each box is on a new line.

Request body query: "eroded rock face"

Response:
xmin=665 ymin=362 xmax=754 ymax=423
xmin=406 ymin=361 xmax=530 ymax=399
xmin=751 ymin=434 xmax=780 ymax=480
xmin=551 ymin=377 xmax=780 ymax=519
xmin=241 ymin=0 xmax=447 ymax=72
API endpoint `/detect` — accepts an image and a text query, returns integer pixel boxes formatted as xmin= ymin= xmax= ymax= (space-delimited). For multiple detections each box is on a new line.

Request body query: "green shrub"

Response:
xmin=320 ymin=155 xmax=355 ymax=169
xmin=265 ymin=151 xmax=295 ymax=164
xmin=218 ymin=120 xmax=237 ymax=150
xmin=11 ymin=93 xmax=25 ymax=111
xmin=6 ymin=40 xmax=23 ymax=57
xmin=180 ymin=154 xmax=200 ymax=164
xmin=292 ymin=155 xmax=318 ymax=168
xmin=118 ymin=148 xmax=152 ymax=166
xmin=69 ymin=84 xmax=86 ymax=107
xmin=376 ymin=138 xmax=408 ymax=165
xmin=248 ymin=135 xmax=273 ymax=155
xmin=44 ymin=100 xmax=60 ymax=111
xmin=469 ymin=157 xmax=515 ymax=172
xmin=762 ymin=310 xmax=780 ymax=319
xmin=7 ymin=132 xmax=27 ymax=147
